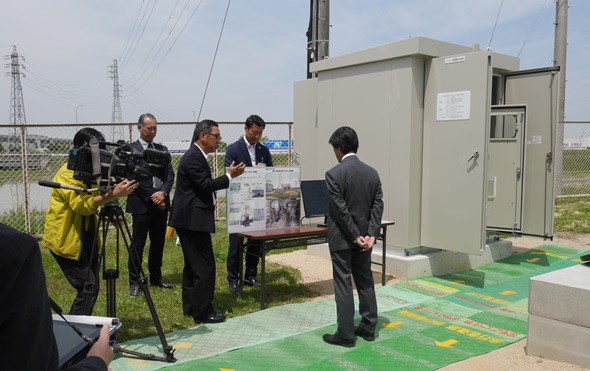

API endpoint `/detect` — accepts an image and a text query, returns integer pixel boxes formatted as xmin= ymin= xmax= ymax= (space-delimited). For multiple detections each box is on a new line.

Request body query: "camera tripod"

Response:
xmin=81 ymin=201 xmax=176 ymax=363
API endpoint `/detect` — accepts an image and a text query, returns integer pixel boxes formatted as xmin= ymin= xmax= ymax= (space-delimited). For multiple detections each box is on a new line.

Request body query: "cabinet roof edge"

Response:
xmin=310 ymin=37 xmax=480 ymax=73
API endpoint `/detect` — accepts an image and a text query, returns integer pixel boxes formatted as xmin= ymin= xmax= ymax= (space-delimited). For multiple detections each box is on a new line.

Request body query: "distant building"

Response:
xmin=564 ymin=136 xmax=590 ymax=150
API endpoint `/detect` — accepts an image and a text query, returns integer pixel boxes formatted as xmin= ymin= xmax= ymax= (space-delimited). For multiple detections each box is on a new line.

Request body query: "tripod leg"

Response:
xmin=81 ymin=215 xmax=104 ymax=315
xmin=112 ymin=342 xmax=174 ymax=363
xmin=114 ymin=207 xmax=176 ymax=362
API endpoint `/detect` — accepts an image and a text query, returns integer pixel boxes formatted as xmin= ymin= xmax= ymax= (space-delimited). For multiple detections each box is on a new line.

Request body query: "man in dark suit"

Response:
xmin=126 ymin=113 xmax=175 ymax=296
xmin=0 ymin=222 xmax=113 ymax=370
xmin=224 ymin=114 xmax=274 ymax=293
xmin=169 ymin=120 xmax=245 ymax=324
xmin=322 ymin=126 xmax=384 ymax=347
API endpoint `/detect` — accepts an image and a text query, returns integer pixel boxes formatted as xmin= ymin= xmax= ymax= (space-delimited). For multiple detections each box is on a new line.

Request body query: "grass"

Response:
xmin=554 ymin=196 xmax=590 ymax=233
xmin=42 ymin=222 xmax=313 ymax=342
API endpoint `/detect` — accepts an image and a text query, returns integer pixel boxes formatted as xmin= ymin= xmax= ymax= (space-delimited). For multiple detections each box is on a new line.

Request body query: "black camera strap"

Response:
xmin=49 ymin=297 xmax=96 ymax=345
xmin=89 ymin=137 xmax=102 ymax=187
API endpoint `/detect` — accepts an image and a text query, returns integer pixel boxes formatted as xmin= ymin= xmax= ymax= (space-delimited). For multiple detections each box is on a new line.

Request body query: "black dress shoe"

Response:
xmin=151 ymin=279 xmax=174 ymax=289
xmin=354 ymin=327 xmax=376 ymax=341
xmin=194 ymin=312 xmax=226 ymax=324
xmin=322 ymin=333 xmax=355 ymax=347
xmin=129 ymin=284 xmax=141 ymax=297
xmin=229 ymin=281 xmax=239 ymax=293
xmin=244 ymin=277 xmax=257 ymax=287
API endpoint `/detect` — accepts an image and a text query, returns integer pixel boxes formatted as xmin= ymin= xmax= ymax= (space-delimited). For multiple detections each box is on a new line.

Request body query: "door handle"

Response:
xmin=468 ymin=151 xmax=479 ymax=162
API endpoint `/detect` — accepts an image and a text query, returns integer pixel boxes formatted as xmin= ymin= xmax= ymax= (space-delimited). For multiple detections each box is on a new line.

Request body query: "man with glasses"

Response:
xmin=169 ymin=120 xmax=245 ymax=323
xmin=224 ymin=114 xmax=274 ymax=293
xmin=126 ymin=113 xmax=175 ymax=296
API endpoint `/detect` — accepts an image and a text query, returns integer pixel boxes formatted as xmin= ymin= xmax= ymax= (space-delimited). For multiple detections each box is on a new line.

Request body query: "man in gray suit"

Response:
xmin=322 ymin=126 xmax=384 ymax=347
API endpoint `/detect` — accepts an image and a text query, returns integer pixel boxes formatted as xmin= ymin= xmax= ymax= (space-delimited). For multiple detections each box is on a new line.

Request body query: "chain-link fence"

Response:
xmin=3 ymin=121 xmax=590 ymax=234
xmin=560 ymin=121 xmax=590 ymax=197
xmin=0 ymin=121 xmax=294 ymax=235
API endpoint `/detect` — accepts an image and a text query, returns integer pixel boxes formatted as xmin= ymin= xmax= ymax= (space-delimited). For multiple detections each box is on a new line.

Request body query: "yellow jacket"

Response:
xmin=42 ymin=163 xmax=101 ymax=260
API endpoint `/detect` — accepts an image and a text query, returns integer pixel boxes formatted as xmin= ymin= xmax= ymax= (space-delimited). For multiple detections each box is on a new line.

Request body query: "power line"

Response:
xmin=197 ymin=0 xmax=232 ymax=121
xmin=123 ymin=0 xmax=186 ymax=84
xmin=121 ymin=0 xmax=152 ymax=70
xmin=121 ymin=0 xmax=160 ymax=73
xmin=487 ymin=0 xmax=505 ymax=50
xmin=124 ymin=0 xmax=206 ymax=96
xmin=118 ymin=0 xmax=148 ymax=63
xmin=120 ymin=0 xmax=156 ymax=71
xmin=518 ymin=0 xmax=550 ymax=57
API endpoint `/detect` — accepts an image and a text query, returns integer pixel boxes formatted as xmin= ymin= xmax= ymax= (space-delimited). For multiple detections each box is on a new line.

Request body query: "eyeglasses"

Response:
xmin=206 ymin=133 xmax=222 ymax=140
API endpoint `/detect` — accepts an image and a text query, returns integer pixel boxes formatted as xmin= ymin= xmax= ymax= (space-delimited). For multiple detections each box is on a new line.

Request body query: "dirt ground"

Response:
xmin=266 ymin=233 xmax=590 ymax=370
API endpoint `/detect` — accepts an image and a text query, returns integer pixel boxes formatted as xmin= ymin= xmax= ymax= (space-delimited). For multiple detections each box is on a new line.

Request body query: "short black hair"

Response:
xmin=328 ymin=126 xmax=359 ymax=154
xmin=138 ymin=113 xmax=157 ymax=126
xmin=73 ymin=127 xmax=106 ymax=148
xmin=245 ymin=114 xmax=266 ymax=129
xmin=192 ymin=119 xmax=218 ymax=143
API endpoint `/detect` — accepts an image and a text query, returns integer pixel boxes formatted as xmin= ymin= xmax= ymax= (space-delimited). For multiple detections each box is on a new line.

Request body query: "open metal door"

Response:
xmin=421 ymin=51 xmax=492 ymax=254
xmin=487 ymin=106 xmax=526 ymax=232
xmin=503 ymin=68 xmax=559 ymax=238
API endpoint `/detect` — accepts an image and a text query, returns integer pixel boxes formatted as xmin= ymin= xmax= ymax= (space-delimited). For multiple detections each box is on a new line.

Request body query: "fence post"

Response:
xmin=20 ymin=125 xmax=31 ymax=233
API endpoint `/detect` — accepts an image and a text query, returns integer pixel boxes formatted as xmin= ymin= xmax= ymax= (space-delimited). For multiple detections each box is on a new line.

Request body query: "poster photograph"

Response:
xmin=226 ymin=167 xmax=301 ymax=234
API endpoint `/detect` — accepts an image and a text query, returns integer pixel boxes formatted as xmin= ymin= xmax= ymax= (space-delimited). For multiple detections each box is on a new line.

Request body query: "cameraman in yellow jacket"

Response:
xmin=42 ymin=127 xmax=138 ymax=315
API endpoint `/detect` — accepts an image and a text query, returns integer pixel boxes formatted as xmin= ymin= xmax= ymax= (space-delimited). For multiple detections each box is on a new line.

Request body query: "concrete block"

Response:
xmin=529 ymin=263 xmax=590 ymax=328
xmin=527 ymin=314 xmax=590 ymax=369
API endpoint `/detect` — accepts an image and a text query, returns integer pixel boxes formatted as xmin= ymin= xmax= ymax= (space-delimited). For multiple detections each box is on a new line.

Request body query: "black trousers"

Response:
xmin=128 ymin=206 xmax=168 ymax=285
xmin=226 ymin=234 xmax=261 ymax=284
xmin=176 ymin=227 xmax=216 ymax=319
xmin=51 ymin=233 xmax=100 ymax=315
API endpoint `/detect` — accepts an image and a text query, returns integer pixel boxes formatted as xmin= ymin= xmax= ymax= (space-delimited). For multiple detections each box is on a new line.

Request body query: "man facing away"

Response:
xmin=322 ymin=126 xmax=384 ymax=347
xmin=169 ymin=120 xmax=245 ymax=324
xmin=224 ymin=114 xmax=274 ymax=293
xmin=126 ymin=113 xmax=175 ymax=296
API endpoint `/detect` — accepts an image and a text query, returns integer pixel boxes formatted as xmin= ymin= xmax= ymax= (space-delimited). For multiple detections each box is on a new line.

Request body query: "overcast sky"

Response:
xmin=1 ymin=0 xmax=588 ymax=125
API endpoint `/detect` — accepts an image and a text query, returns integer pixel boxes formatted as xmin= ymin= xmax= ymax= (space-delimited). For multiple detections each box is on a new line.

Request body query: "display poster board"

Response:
xmin=226 ymin=167 xmax=301 ymax=234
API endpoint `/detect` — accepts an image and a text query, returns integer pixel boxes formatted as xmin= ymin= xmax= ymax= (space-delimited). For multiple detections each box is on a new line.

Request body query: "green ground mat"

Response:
xmin=110 ymin=245 xmax=587 ymax=371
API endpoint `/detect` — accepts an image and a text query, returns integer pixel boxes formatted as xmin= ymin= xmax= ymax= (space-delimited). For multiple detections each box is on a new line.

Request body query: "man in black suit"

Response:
xmin=0 ymin=222 xmax=113 ymax=370
xmin=322 ymin=126 xmax=384 ymax=348
xmin=169 ymin=120 xmax=245 ymax=324
xmin=224 ymin=114 xmax=274 ymax=293
xmin=126 ymin=113 xmax=175 ymax=296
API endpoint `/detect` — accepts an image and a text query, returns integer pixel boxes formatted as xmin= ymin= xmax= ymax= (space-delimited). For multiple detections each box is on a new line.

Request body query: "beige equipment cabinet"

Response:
xmin=294 ymin=36 xmax=558 ymax=255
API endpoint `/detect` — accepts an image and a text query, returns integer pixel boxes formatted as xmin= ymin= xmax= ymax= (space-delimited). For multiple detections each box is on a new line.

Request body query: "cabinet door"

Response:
xmin=421 ymin=51 xmax=492 ymax=254
xmin=504 ymin=68 xmax=558 ymax=238
xmin=487 ymin=106 xmax=525 ymax=232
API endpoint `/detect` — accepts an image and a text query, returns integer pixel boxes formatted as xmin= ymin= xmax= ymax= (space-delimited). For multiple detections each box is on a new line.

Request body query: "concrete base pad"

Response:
xmin=307 ymin=239 xmax=513 ymax=279
xmin=527 ymin=314 xmax=590 ymax=369
xmin=527 ymin=263 xmax=590 ymax=368
xmin=529 ymin=263 xmax=590 ymax=327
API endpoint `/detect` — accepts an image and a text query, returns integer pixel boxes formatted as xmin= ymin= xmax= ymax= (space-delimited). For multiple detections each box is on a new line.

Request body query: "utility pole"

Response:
xmin=108 ymin=59 xmax=124 ymax=141
xmin=554 ymin=0 xmax=568 ymax=196
xmin=306 ymin=0 xmax=329 ymax=78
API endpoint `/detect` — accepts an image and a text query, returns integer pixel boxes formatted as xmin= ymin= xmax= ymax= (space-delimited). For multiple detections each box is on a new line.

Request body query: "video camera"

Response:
xmin=67 ymin=137 xmax=171 ymax=188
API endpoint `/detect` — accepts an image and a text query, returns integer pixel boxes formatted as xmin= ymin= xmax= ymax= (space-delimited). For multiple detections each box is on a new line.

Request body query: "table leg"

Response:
xmin=381 ymin=226 xmax=387 ymax=286
xmin=260 ymin=240 xmax=266 ymax=310
xmin=239 ymin=239 xmax=244 ymax=298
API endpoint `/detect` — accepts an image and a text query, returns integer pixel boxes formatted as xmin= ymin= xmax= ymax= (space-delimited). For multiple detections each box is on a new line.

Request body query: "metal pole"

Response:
xmin=317 ymin=0 xmax=330 ymax=61
xmin=75 ymin=105 xmax=83 ymax=129
xmin=554 ymin=0 xmax=568 ymax=196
